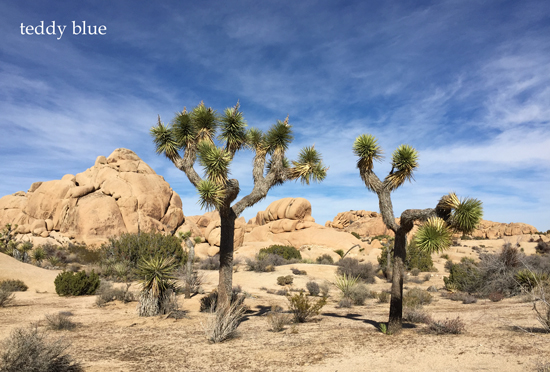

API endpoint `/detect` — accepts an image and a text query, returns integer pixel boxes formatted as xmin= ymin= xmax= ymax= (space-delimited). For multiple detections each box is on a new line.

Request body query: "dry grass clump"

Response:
xmin=0 ymin=279 xmax=28 ymax=292
xmin=306 ymin=281 xmax=320 ymax=296
xmin=426 ymin=317 xmax=465 ymax=334
xmin=349 ymin=283 xmax=371 ymax=305
xmin=265 ymin=306 xmax=291 ymax=332
xmin=0 ymin=289 xmax=15 ymax=307
xmin=377 ymin=291 xmax=390 ymax=303
xmin=445 ymin=291 xmax=478 ymax=304
xmin=403 ymin=307 xmax=433 ymax=324
xmin=95 ymin=282 xmax=135 ymax=307
xmin=203 ymin=296 xmax=247 ymax=343
xmin=44 ymin=312 xmax=76 ymax=331
xmin=403 ymin=287 xmax=433 ymax=308
xmin=0 ymin=325 xmax=83 ymax=372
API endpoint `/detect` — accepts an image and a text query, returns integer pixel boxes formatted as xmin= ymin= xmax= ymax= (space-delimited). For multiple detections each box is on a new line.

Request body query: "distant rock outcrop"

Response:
xmin=0 ymin=149 xmax=185 ymax=246
xmin=326 ymin=209 xmax=539 ymax=239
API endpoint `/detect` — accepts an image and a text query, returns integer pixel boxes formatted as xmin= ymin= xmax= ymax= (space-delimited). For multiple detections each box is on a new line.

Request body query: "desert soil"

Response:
xmin=1 ymin=237 xmax=549 ymax=372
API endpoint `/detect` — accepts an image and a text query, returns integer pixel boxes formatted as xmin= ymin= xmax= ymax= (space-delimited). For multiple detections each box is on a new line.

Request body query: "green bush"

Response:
xmin=246 ymin=254 xmax=286 ymax=272
xmin=334 ymin=249 xmax=345 ymax=258
xmin=443 ymin=259 xmax=481 ymax=293
xmin=0 ymin=279 xmax=28 ymax=292
xmin=287 ymin=291 xmax=326 ymax=323
xmin=336 ymin=258 xmax=375 ymax=283
xmin=101 ymin=232 xmax=186 ymax=273
xmin=403 ymin=287 xmax=433 ymax=308
xmin=316 ymin=254 xmax=334 ymax=265
xmin=277 ymin=275 xmax=294 ymax=286
xmin=54 ymin=271 xmax=100 ymax=296
xmin=406 ymin=240 xmax=434 ymax=272
xmin=351 ymin=232 xmax=361 ymax=240
xmin=259 ymin=245 xmax=301 ymax=260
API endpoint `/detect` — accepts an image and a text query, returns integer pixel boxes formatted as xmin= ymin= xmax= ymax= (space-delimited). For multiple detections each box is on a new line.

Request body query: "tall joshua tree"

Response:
xmin=353 ymin=134 xmax=482 ymax=334
xmin=151 ymin=102 xmax=327 ymax=307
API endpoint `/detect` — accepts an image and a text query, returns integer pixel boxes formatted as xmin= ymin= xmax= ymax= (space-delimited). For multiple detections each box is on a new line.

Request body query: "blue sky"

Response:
xmin=1 ymin=0 xmax=549 ymax=231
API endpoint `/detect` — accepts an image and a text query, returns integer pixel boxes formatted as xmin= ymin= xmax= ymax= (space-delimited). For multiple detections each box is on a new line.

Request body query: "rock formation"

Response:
xmin=326 ymin=210 xmax=539 ymax=239
xmin=0 ymin=149 xmax=185 ymax=246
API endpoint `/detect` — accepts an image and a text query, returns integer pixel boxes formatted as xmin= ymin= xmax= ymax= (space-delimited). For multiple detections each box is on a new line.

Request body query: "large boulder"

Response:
xmin=0 ymin=148 xmax=186 ymax=247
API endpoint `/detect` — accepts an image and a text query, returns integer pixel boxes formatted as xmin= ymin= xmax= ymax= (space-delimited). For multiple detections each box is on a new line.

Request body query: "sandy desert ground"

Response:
xmin=1 ymin=237 xmax=549 ymax=372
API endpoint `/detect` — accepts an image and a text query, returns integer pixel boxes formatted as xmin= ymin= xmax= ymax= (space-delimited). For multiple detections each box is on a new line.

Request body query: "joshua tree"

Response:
xmin=151 ymin=102 xmax=327 ymax=307
xmin=137 ymin=256 xmax=178 ymax=316
xmin=353 ymin=134 xmax=482 ymax=333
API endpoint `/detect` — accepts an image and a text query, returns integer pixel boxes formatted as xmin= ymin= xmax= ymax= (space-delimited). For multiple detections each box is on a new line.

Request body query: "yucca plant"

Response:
xmin=137 ymin=256 xmax=178 ymax=317
xmin=353 ymin=134 xmax=483 ymax=333
xmin=151 ymin=102 xmax=327 ymax=307
xmin=334 ymin=273 xmax=359 ymax=299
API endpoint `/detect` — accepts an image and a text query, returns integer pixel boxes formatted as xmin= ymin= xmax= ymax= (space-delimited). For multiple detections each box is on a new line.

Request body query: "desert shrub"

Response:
xmin=488 ymin=292 xmax=504 ymax=302
xmin=200 ymin=289 xmax=245 ymax=312
xmin=306 ymin=281 xmax=320 ymax=296
xmin=410 ymin=268 xmax=421 ymax=276
xmin=536 ymin=241 xmax=550 ymax=255
xmin=351 ymin=232 xmax=361 ymax=240
xmin=291 ymin=267 xmax=307 ymax=275
xmin=319 ymin=281 xmax=330 ymax=297
xmin=66 ymin=243 xmax=101 ymax=264
xmin=334 ymin=249 xmax=345 ymax=258
xmin=334 ymin=273 xmax=359 ymax=298
xmin=338 ymin=298 xmax=353 ymax=308
xmin=287 ymin=291 xmax=326 ymax=323
xmin=406 ymin=239 xmax=434 ymax=272
xmin=316 ymin=254 xmax=334 ymax=265
xmin=259 ymin=245 xmax=301 ymax=260
xmin=514 ymin=269 xmax=548 ymax=291
xmin=403 ymin=308 xmax=432 ymax=324
xmin=443 ymin=259 xmax=481 ymax=293
xmin=427 ymin=317 xmax=465 ymax=334
xmin=101 ymin=232 xmax=186 ymax=273
xmin=95 ymin=282 xmax=135 ymax=307
xmin=440 ymin=253 xmax=450 ymax=260
xmin=178 ymin=267 xmax=205 ymax=295
xmin=446 ymin=292 xmax=477 ymax=304
xmin=0 ymin=326 xmax=83 ymax=372
xmin=266 ymin=306 xmax=291 ymax=332
xmin=203 ymin=297 xmax=246 ymax=343
xmin=0 ymin=289 xmax=15 ymax=307
xmin=423 ymin=273 xmax=432 ymax=282
xmin=44 ymin=312 xmax=76 ymax=331
xmin=524 ymin=254 xmax=550 ymax=275
xmin=54 ymin=271 xmax=100 ymax=296
xmin=32 ymin=247 xmax=47 ymax=265
xmin=427 ymin=285 xmax=438 ymax=292
xmin=349 ymin=283 xmax=370 ymax=305
xmin=532 ymin=284 xmax=550 ymax=332
xmin=246 ymin=254 xmax=287 ymax=272
xmin=377 ymin=291 xmax=390 ymax=303
xmin=403 ymin=287 xmax=433 ymax=308
xmin=199 ymin=255 xmax=220 ymax=270
xmin=336 ymin=257 xmax=375 ymax=283
xmin=0 ymin=279 xmax=28 ymax=292
xmin=444 ymin=259 xmax=454 ymax=271
xmin=277 ymin=275 xmax=294 ymax=286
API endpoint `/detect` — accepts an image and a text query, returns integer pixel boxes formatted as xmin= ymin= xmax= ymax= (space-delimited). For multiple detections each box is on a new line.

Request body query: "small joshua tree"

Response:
xmin=353 ymin=134 xmax=482 ymax=333
xmin=137 ymin=256 xmax=178 ymax=316
xmin=151 ymin=102 xmax=327 ymax=308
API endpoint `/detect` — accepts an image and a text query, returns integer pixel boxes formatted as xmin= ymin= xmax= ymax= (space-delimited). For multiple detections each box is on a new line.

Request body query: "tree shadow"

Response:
xmin=321 ymin=312 xmax=417 ymax=330
xmin=241 ymin=305 xmax=273 ymax=322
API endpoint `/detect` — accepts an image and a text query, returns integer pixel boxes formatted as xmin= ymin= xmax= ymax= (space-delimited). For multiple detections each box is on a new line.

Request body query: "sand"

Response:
xmin=0 ymin=237 xmax=548 ymax=371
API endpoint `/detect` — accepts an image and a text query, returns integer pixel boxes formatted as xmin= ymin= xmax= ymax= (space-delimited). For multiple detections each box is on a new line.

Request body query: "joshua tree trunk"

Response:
xmin=218 ymin=207 xmax=236 ymax=308
xmin=388 ymin=230 xmax=407 ymax=333
xmin=184 ymin=238 xmax=195 ymax=299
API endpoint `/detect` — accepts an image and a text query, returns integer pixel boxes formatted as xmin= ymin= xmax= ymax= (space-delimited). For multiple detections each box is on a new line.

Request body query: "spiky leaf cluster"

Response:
xmin=191 ymin=102 xmax=218 ymax=142
xmin=219 ymin=103 xmax=247 ymax=154
xmin=385 ymin=144 xmax=419 ymax=191
xmin=290 ymin=146 xmax=328 ymax=185
xmin=353 ymin=134 xmax=383 ymax=173
xmin=415 ymin=217 xmax=453 ymax=254
xmin=448 ymin=197 xmax=483 ymax=234
xmin=137 ymin=256 xmax=178 ymax=298
xmin=197 ymin=141 xmax=231 ymax=185
xmin=265 ymin=119 xmax=293 ymax=154
xmin=197 ymin=180 xmax=226 ymax=210
xmin=172 ymin=110 xmax=195 ymax=149
xmin=151 ymin=119 xmax=179 ymax=161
